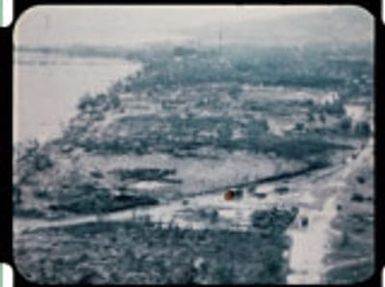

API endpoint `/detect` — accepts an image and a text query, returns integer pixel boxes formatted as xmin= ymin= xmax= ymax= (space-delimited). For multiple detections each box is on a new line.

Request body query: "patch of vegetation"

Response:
xmin=129 ymin=45 xmax=372 ymax=97
xmin=353 ymin=121 xmax=371 ymax=137
xmin=326 ymin=149 xmax=374 ymax=284
xmin=70 ymin=110 xmax=350 ymax=163
xmin=13 ymin=140 xmax=54 ymax=205
xmin=251 ymin=207 xmax=298 ymax=235
xmin=339 ymin=116 xmax=353 ymax=132
xmin=110 ymin=168 xmax=176 ymax=182
xmin=318 ymin=100 xmax=345 ymax=116
xmin=326 ymin=261 xmax=374 ymax=285
xmin=49 ymin=183 xmax=159 ymax=214
xmin=350 ymin=193 xmax=372 ymax=203
xmin=13 ymin=207 xmax=47 ymax=219
xmin=14 ymin=140 xmax=53 ymax=182
xmin=77 ymin=92 xmax=121 ymax=114
xmin=256 ymin=134 xmax=350 ymax=162
xmin=14 ymin=221 xmax=290 ymax=284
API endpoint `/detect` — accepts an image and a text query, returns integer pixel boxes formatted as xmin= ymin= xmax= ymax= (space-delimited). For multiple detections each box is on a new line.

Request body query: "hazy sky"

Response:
xmin=14 ymin=5 xmax=371 ymax=48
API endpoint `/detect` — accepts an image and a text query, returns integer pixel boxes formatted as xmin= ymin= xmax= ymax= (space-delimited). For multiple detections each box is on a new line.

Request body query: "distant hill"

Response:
xmin=184 ymin=7 xmax=373 ymax=48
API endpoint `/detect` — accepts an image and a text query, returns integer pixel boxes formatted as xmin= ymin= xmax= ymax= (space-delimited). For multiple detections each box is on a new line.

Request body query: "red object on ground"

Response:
xmin=224 ymin=190 xmax=235 ymax=201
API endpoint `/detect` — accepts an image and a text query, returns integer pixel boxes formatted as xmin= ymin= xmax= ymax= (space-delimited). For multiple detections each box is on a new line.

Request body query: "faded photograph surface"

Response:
xmin=13 ymin=6 xmax=374 ymax=284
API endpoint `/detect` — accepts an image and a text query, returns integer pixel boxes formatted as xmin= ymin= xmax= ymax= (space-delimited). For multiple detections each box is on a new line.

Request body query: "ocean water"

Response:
xmin=13 ymin=51 xmax=141 ymax=144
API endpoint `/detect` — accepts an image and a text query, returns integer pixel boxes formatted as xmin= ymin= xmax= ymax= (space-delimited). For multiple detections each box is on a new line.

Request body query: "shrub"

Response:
xmin=295 ymin=122 xmax=305 ymax=131
xmin=15 ymin=140 xmax=53 ymax=184
xmin=322 ymin=100 xmax=345 ymax=116
xmin=228 ymin=84 xmax=242 ymax=97
xmin=13 ymin=207 xmax=46 ymax=218
xmin=251 ymin=207 xmax=298 ymax=234
xmin=354 ymin=121 xmax=371 ymax=137
xmin=77 ymin=93 xmax=95 ymax=112
xmin=245 ymin=119 xmax=269 ymax=141
xmin=319 ymin=113 xmax=326 ymax=123
xmin=77 ymin=92 xmax=121 ymax=114
xmin=307 ymin=112 xmax=315 ymax=122
xmin=339 ymin=116 xmax=352 ymax=132
xmin=267 ymin=135 xmax=349 ymax=161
